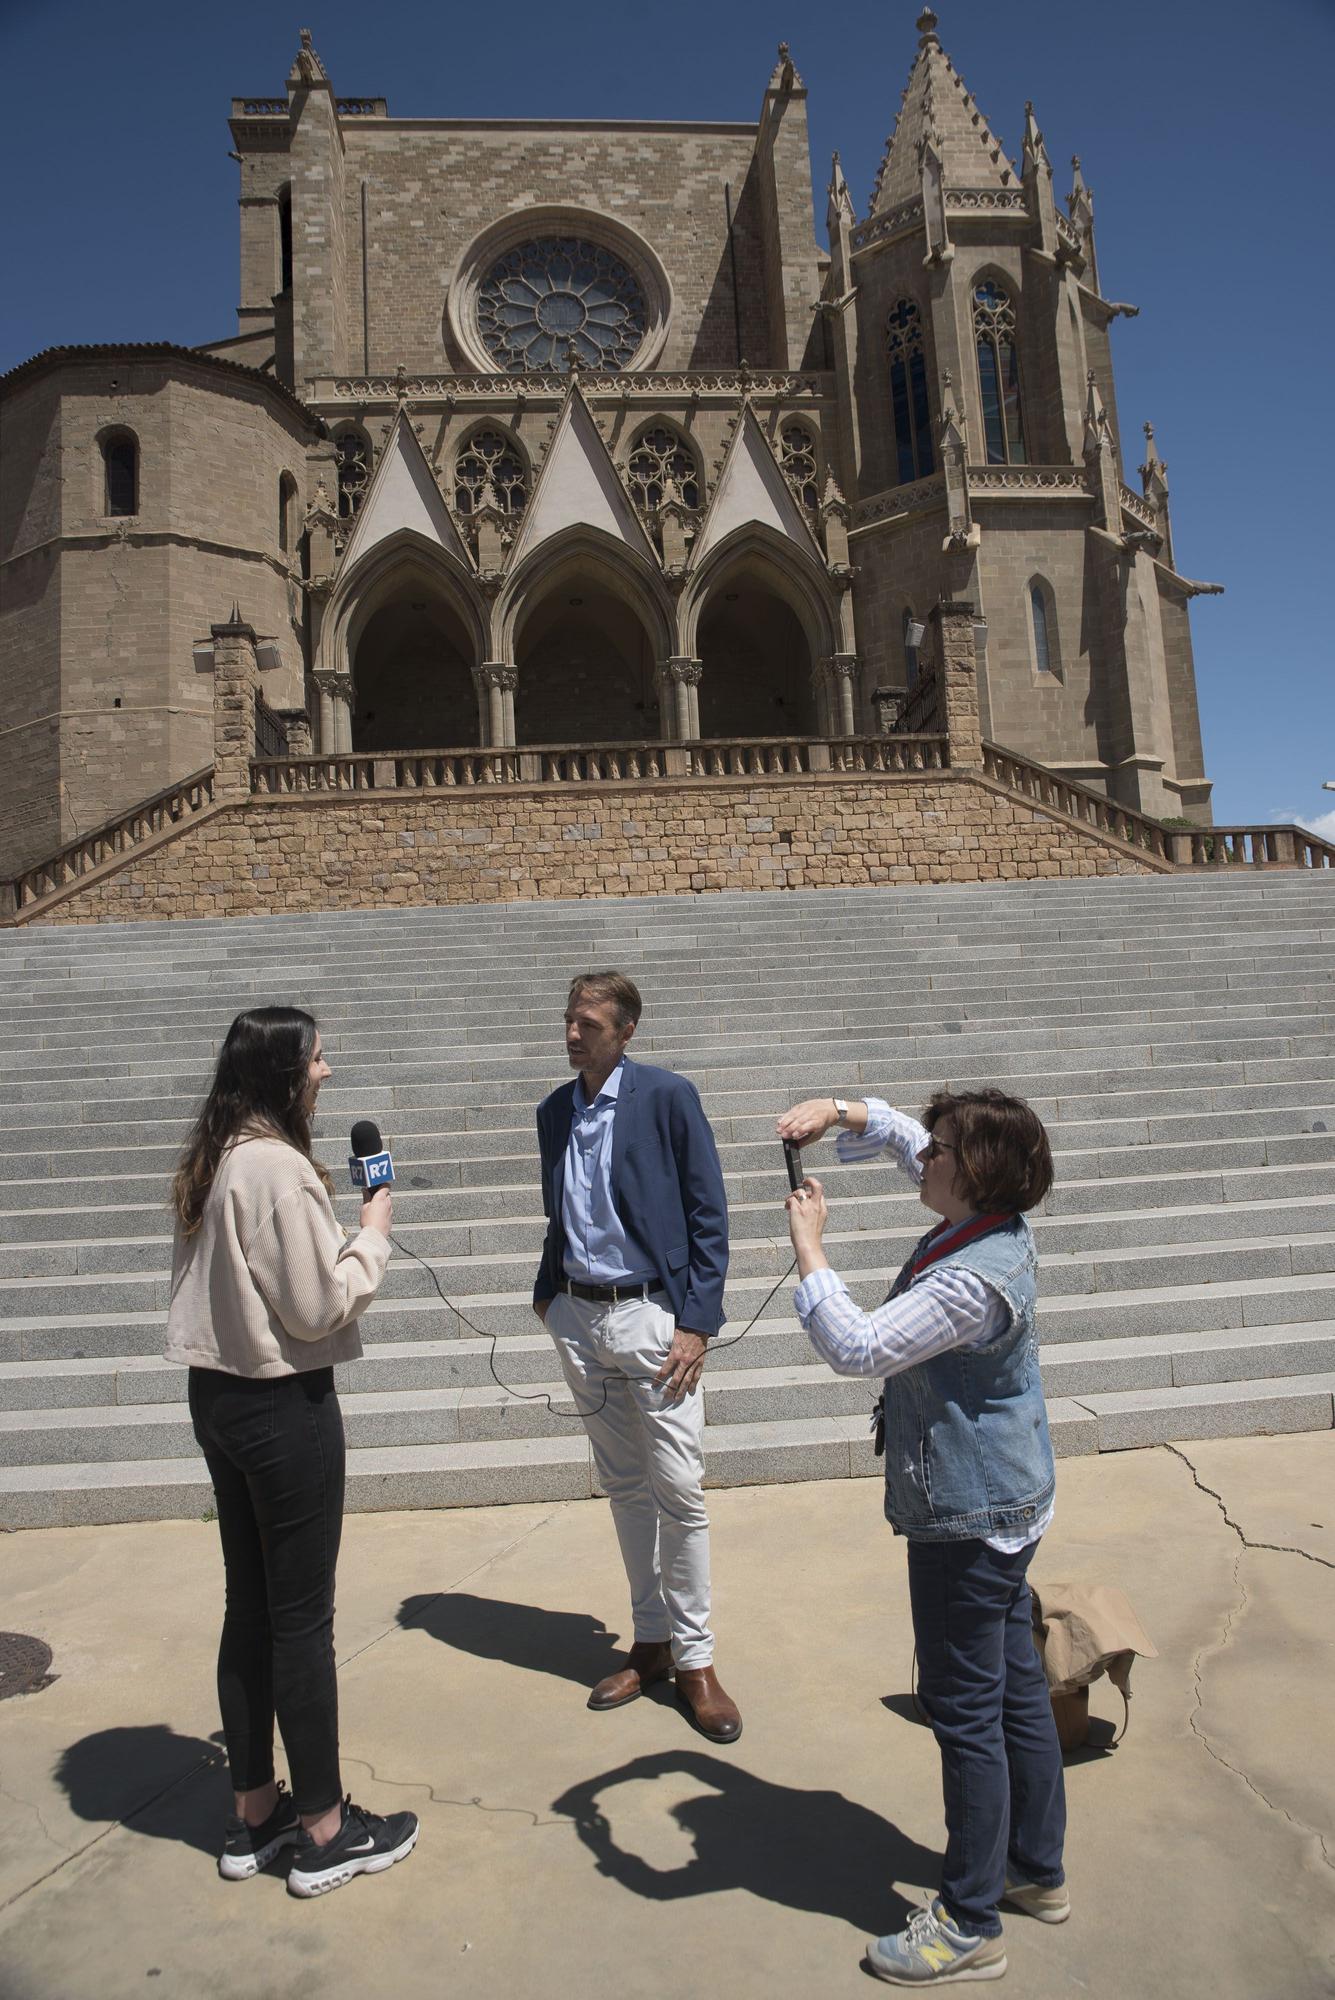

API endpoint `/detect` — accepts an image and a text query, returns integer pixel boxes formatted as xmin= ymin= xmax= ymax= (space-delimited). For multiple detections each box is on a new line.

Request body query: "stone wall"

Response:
xmin=35 ymin=770 xmax=1158 ymax=925
xmin=0 ymin=354 xmax=320 ymax=877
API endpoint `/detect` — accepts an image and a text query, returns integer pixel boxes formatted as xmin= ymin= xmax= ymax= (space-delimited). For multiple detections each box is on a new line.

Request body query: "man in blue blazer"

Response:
xmin=533 ymin=969 xmax=740 ymax=1742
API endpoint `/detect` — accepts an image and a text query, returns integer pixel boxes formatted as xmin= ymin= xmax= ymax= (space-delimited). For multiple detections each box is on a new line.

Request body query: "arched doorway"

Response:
xmin=515 ymin=575 xmax=660 ymax=745
xmin=350 ymin=585 xmax=478 ymax=751
xmin=697 ymin=579 xmax=817 ymax=738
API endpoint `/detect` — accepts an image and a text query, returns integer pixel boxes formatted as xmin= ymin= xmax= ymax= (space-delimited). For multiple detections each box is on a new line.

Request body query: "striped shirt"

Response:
xmin=794 ymin=1099 xmax=1051 ymax=1551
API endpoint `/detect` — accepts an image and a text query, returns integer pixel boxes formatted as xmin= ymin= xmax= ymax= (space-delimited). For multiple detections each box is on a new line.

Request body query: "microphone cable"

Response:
xmin=387 ymin=1231 xmax=798 ymax=1422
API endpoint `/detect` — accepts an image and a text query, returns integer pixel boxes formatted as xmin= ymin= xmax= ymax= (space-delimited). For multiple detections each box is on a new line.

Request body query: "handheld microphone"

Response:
xmin=783 ymin=1139 xmax=805 ymax=1193
xmin=349 ymin=1118 xmax=396 ymax=1194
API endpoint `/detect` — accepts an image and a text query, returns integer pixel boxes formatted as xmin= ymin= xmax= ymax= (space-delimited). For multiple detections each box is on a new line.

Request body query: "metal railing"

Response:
xmin=5 ymin=768 xmax=215 ymax=913
xmin=254 ymin=695 xmax=288 ymax=761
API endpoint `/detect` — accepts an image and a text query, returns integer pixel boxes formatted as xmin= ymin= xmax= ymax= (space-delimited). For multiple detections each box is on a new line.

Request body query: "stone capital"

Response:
xmin=476 ymin=662 xmax=518 ymax=692
xmin=665 ymin=656 xmax=703 ymax=686
xmin=314 ymin=670 xmax=353 ymax=703
xmin=822 ymin=653 xmax=859 ymax=681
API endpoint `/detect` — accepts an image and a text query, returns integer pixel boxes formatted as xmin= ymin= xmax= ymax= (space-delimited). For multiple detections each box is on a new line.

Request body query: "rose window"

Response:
xmin=477 ymin=238 xmax=648 ymax=374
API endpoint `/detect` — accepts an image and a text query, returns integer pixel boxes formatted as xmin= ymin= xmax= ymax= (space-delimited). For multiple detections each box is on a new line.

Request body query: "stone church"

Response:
xmin=0 ymin=10 xmax=1219 ymax=884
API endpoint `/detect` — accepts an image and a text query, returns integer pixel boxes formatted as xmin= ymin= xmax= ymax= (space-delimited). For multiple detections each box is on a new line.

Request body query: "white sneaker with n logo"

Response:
xmin=287 ymin=1797 xmax=420 ymax=1899
xmin=867 ymin=1898 xmax=1007 ymax=1985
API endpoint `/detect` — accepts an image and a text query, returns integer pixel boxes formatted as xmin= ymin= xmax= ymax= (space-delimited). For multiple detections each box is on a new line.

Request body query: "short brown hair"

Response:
xmin=922 ymin=1087 xmax=1053 ymax=1213
xmin=567 ymin=970 xmax=643 ymax=1029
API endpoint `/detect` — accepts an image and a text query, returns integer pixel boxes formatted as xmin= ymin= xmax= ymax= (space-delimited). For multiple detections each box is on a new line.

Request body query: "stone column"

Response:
xmin=276 ymin=708 xmax=313 ymax=756
xmin=477 ymin=663 xmax=517 ymax=748
xmin=654 ymin=662 xmax=677 ymax=742
xmin=809 ymin=657 xmax=832 ymax=736
xmin=313 ymin=671 xmax=353 ymax=753
xmin=933 ymin=600 xmax=984 ymax=767
xmin=665 ymin=657 xmax=702 ymax=741
xmin=211 ymin=609 xmax=260 ymax=802
xmin=823 ymin=654 xmax=859 ymax=736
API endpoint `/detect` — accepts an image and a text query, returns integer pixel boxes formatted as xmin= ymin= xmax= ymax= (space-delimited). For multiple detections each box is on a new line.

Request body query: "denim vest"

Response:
xmin=881 ymin=1215 xmax=1055 ymax=1541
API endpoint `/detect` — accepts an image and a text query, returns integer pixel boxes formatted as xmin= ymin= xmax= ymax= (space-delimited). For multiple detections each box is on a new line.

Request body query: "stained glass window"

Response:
xmin=454 ymin=430 xmax=529 ymax=515
xmin=627 ymin=426 xmax=699 ymax=510
xmin=887 ymin=301 xmax=934 ymax=484
xmin=779 ymin=424 xmax=820 ymax=510
xmin=973 ymin=280 xmax=1026 ymax=466
xmin=334 ymin=429 xmax=369 ymax=520
xmin=477 ymin=237 xmax=647 ymax=374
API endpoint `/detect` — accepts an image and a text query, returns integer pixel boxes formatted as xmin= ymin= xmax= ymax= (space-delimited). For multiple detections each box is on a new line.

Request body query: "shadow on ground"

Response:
xmin=552 ymin=1749 xmax=938 ymax=1934
xmin=53 ymin=1724 xmax=230 ymax=1858
xmin=398 ymin=1591 xmax=624 ymax=1688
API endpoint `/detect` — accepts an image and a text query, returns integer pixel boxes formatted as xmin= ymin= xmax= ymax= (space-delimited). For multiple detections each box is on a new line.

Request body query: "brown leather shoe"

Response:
xmin=675 ymin=1665 xmax=742 ymax=1743
xmin=587 ymin=1640 xmax=675 ymax=1711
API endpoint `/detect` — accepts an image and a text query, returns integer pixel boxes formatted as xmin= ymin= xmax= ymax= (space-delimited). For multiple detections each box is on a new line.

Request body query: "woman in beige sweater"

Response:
xmin=166 ymin=1006 xmax=418 ymax=1898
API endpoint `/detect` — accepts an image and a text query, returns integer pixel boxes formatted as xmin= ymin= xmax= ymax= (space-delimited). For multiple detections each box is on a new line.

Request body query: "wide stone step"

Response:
xmin=3 ymin=1372 xmax=1331 ymax=1527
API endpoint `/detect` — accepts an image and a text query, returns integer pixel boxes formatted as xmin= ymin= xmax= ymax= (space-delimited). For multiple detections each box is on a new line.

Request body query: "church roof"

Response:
xmin=0 ymin=343 xmax=324 ymax=433
xmin=868 ymin=8 xmax=1017 ymax=218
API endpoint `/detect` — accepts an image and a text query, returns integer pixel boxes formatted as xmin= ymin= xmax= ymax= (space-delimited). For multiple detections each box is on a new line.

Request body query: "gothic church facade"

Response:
xmin=0 ymin=11 xmax=1217 ymax=880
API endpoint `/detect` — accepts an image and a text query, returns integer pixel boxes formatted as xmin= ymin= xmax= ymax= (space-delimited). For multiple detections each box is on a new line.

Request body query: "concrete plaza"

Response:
xmin=1 ymin=1432 xmax=1332 ymax=1999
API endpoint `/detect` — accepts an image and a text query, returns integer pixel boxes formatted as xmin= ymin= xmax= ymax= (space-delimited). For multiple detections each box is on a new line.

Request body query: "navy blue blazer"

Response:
xmin=533 ymin=1057 xmax=729 ymax=1335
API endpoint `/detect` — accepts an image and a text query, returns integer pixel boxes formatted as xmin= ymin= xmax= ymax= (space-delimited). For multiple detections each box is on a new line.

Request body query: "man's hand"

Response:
xmin=533 ymin=1299 xmax=550 ymax=1324
xmin=654 ymin=1327 xmax=708 ymax=1402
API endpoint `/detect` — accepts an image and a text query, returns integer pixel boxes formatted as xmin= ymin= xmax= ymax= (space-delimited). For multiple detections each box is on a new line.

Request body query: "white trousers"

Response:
xmin=545 ymin=1288 xmax=713 ymax=1669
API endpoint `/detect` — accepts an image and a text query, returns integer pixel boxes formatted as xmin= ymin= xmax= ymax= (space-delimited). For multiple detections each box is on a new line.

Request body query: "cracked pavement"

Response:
xmin=0 ymin=1432 xmax=1332 ymax=1999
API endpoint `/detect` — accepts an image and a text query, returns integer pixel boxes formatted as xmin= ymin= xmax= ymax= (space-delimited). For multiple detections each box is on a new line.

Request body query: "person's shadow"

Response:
xmin=53 ymin=1723 xmax=230 ymax=1858
xmin=398 ymin=1591 xmax=626 ymax=1690
xmin=552 ymin=1749 xmax=939 ymax=1934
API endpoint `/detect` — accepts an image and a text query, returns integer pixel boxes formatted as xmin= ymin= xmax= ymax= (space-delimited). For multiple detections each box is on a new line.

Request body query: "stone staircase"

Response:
xmin=1 ymin=873 xmax=1333 ymax=1528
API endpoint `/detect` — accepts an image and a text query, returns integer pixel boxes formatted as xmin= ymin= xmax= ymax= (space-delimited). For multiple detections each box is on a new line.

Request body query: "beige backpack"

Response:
xmin=1030 ymin=1579 xmax=1158 ymax=1749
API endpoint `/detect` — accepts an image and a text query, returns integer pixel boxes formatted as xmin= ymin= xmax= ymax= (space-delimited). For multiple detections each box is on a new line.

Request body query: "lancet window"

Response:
xmin=453 ymin=430 xmax=529 ymax=515
xmin=887 ymin=301 xmax=934 ymax=484
xmin=973 ymin=279 xmax=1026 ymax=465
xmin=626 ymin=426 xmax=700 ymax=511
xmin=102 ymin=432 xmax=138 ymax=517
xmin=333 ymin=428 xmax=370 ymax=520
xmin=779 ymin=423 xmax=820 ymax=510
xmin=1029 ymin=580 xmax=1059 ymax=677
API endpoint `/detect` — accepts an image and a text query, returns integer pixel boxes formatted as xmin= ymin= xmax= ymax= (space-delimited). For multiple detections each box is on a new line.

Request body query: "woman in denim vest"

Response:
xmin=778 ymin=1088 xmax=1066 ymax=1987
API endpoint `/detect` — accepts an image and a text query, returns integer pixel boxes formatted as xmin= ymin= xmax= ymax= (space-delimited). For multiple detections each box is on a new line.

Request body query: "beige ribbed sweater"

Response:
xmin=164 ymin=1133 xmax=391 ymax=1378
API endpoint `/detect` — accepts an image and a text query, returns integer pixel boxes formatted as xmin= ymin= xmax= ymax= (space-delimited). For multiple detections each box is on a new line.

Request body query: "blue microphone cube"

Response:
xmin=349 ymin=1150 xmax=395 ymax=1191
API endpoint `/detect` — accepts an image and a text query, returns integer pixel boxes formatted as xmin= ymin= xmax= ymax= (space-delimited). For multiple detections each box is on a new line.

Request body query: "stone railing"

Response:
xmin=981 ymin=744 xmax=1176 ymax=861
xmin=1168 ymin=826 xmax=1335 ymax=870
xmin=313 ymin=370 xmax=833 ymax=405
xmin=250 ymin=735 xmax=949 ymax=796
xmin=5 ymin=768 xmax=216 ymax=914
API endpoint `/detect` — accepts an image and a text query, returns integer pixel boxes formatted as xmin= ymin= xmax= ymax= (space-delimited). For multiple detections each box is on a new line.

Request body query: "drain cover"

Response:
xmin=0 ymin=1632 xmax=55 ymax=1700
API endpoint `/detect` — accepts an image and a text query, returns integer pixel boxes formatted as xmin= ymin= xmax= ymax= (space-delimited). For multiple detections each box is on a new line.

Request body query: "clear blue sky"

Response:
xmin=3 ymin=0 xmax=1331 ymax=830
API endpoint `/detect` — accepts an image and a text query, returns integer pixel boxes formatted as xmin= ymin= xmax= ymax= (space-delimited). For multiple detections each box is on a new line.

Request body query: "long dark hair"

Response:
xmin=172 ymin=1007 xmax=330 ymax=1234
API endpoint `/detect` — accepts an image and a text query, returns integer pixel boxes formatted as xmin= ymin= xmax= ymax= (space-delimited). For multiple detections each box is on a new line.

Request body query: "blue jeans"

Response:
xmin=907 ymin=1537 xmax=1066 ymax=1937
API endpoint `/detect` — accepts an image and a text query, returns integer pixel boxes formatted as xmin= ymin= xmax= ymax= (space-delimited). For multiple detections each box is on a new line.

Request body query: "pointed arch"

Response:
xmin=680 ymin=523 xmax=839 ymax=663
xmin=321 ymin=530 xmax=488 ymax=679
xmin=501 ymin=525 xmax=675 ymax=747
xmin=497 ymin=523 xmax=675 ymax=667
xmin=452 ymin=424 xmax=530 ymax=518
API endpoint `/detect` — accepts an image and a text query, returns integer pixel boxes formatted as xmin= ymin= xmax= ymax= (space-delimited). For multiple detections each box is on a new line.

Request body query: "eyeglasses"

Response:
xmin=921 ymin=1136 xmax=957 ymax=1162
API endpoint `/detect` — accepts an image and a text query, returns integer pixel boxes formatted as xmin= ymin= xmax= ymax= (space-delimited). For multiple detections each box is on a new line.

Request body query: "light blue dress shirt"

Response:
xmin=560 ymin=1059 xmax=653 ymax=1285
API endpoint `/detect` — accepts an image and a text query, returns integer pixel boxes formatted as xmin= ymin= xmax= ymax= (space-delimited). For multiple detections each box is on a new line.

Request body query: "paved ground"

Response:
xmin=1 ymin=1434 xmax=1332 ymax=2000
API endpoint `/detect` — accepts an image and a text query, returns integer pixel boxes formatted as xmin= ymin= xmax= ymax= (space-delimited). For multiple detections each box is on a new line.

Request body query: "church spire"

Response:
xmin=1067 ymin=154 xmax=1100 ymax=293
xmin=868 ymin=9 xmax=1017 ymax=219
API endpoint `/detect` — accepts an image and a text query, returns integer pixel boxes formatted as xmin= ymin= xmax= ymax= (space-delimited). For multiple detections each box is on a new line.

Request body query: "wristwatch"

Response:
xmin=832 ymin=1098 xmax=849 ymax=1127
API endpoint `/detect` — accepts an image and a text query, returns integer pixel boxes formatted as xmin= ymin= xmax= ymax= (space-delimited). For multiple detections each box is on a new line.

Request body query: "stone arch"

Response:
xmin=500 ymin=529 xmax=674 ymax=746
xmin=325 ymin=535 xmax=488 ymax=752
xmin=682 ymin=526 xmax=839 ymax=738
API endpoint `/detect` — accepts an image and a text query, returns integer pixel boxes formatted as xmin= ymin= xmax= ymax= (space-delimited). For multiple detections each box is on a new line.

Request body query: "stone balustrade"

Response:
xmin=249 ymin=735 xmax=951 ymax=798
xmin=6 ymin=769 xmax=215 ymax=913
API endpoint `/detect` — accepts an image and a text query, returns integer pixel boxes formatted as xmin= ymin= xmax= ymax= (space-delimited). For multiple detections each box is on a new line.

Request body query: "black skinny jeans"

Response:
xmin=188 ymin=1365 xmax=345 ymax=1816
